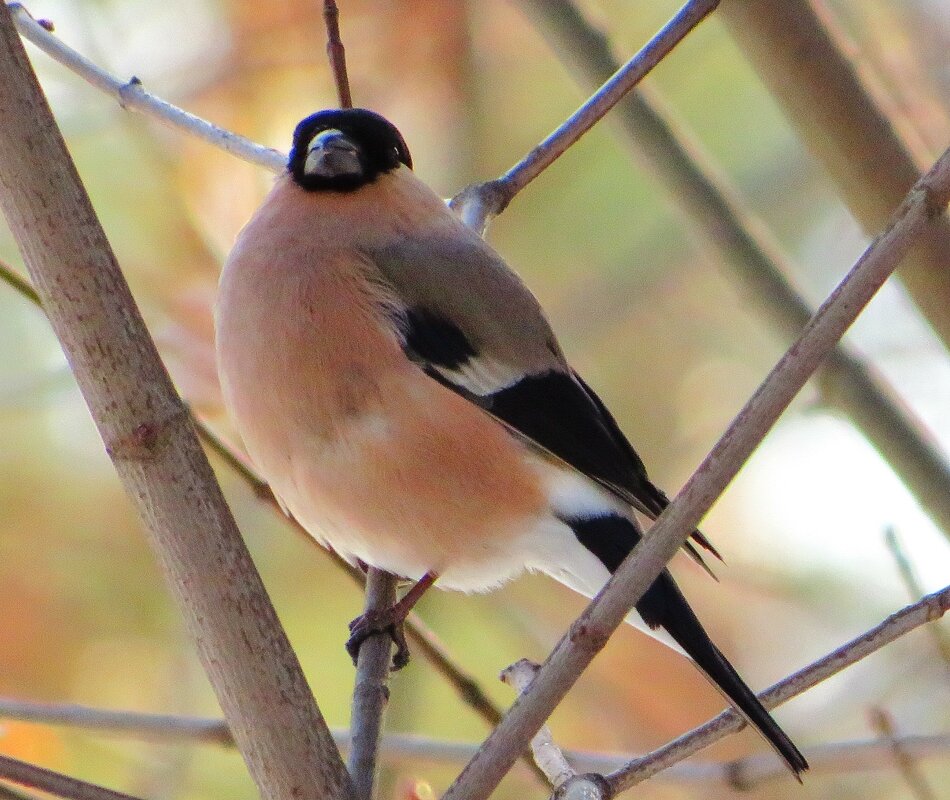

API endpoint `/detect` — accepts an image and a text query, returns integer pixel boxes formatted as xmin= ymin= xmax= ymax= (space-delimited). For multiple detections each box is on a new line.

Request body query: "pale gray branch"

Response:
xmin=0 ymin=4 xmax=353 ymax=799
xmin=8 ymin=3 xmax=284 ymax=172
xmin=442 ymin=145 xmax=950 ymax=800
xmin=500 ymin=660 xmax=573 ymax=789
xmin=448 ymin=0 xmax=721 ymax=232
xmin=2 ymin=695 xmax=949 ymax=787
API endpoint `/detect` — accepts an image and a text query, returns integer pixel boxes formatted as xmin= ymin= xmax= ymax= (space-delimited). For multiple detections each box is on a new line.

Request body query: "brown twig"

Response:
xmin=521 ymin=0 xmax=950 ymax=540
xmin=347 ymin=568 xmax=398 ymax=800
xmin=443 ymin=145 xmax=950 ymax=800
xmin=0 ymin=754 xmax=144 ymax=800
xmin=719 ymin=0 xmax=950 ymax=351
xmin=322 ymin=0 xmax=352 ymax=109
xmin=0 ymin=5 xmax=353 ymax=799
xmin=448 ymin=0 xmax=721 ymax=232
xmin=869 ymin=708 xmax=938 ymax=800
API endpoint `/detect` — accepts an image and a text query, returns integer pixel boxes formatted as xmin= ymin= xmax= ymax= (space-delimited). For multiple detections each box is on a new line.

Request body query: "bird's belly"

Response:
xmin=263 ymin=370 xmax=550 ymax=593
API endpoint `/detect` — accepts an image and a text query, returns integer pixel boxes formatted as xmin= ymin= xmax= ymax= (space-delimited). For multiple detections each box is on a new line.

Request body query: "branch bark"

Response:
xmin=449 ymin=0 xmax=721 ymax=232
xmin=347 ymin=568 xmax=397 ymax=800
xmin=0 ymin=5 xmax=353 ymax=800
xmin=443 ymin=146 xmax=950 ymax=800
xmin=521 ymin=0 xmax=950 ymax=540
xmin=0 ymin=754 xmax=143 ymax=800
xmin=719 ymin=0 xmax=950 ymax=350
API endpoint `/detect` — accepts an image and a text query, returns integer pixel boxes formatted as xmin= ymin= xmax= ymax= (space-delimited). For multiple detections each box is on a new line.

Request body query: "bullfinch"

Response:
xmin=215 ymin=108 xmax=807 ymax=776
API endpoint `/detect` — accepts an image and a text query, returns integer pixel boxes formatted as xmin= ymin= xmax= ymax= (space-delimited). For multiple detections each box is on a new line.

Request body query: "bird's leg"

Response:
xmin=346 ymin=570 xmax=438 ymax=670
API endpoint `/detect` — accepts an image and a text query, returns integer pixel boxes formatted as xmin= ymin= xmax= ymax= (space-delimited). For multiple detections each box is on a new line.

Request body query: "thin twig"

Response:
xmin=607 ymin=584 xmax=950 ymax=791
xmin=869 ymin=708 xmax=938 ymax=800
xmin=884 ymin=527 xmax=950 ymax=668
xmin=0 ymin=5 xmax=354 ymax=799
xmin=521 ymin=0 xmax=950 ymax=540
xmin=2 ymin=697 xmax=949 ymax=786
xmin=448 ymin=0 xmax=720 ymax=232
xmin=347 ymin=568 xmax=398 ymax=800
xmin=500 ymin=661 xmax=571 ymax=789
xmin=0 ymin=781 xmax=42 ymax=800
xmin=322 ymin=0 xmax=352 ymax=109
xmin=0 ymin=754 xmax=144 ymax=800
xmin=8 ymin=3 xmax=285 ymax=173
xmin=443 ymin=146 xmax=950 ymax=800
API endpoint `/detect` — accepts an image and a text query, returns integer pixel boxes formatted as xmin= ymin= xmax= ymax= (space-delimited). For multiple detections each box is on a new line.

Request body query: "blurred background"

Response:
xmin=1 ymin=1 xmax=948 ymax=798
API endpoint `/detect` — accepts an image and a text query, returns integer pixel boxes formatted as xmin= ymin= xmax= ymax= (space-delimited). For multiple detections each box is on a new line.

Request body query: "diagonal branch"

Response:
xmin=448 ymin=0 xmax=720 ymax=232
xmin=0 ymin=754 xmax=144 ymax=800
xmin=8 ymin=4 xmax=284 ymax=172
xmin=442 ymin=145 xmax=950 ymax=800
xmin=521 ymin=0 xmax=950 ymax=540
xmin=607 ymin=583 xmax=950 ymax=791
xmin=0 ymin=4 xmax=353 ymax=799
xmin=718 ymin=0 xmax=950 ymax=351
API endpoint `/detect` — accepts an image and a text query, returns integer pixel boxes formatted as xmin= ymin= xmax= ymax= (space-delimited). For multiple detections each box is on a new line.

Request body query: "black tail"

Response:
xmin=638 ymin=572 xmax=809 ymax=777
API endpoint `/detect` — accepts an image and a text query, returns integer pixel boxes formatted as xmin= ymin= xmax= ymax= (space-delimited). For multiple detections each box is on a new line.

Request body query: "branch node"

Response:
xmin=104 ymin=402 xmax=189 ymax=461
xmin=448 ymin=178 xmax=513 ymax=234
xmin=552 ymin=773 xmax=612 ymax=800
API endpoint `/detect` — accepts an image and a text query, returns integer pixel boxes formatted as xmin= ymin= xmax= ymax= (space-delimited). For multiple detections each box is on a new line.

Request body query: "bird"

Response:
xmin=214 ymin=107 xmax=808 ymax=777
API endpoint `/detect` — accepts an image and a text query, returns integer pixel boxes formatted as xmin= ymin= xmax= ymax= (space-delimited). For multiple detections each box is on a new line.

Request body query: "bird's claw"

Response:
xmin=346 ymin=608 xmax=411 ymax=670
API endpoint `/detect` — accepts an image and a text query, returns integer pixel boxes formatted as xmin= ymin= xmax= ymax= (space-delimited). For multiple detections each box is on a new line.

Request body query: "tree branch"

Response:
xmin=347 ymin=568 xmax=397 ymax=800
xmin=448 ymin=0 xmax=721 ymax=232
xmin=7 ymin=3 xmax=284 ymax=172
xmin=607 ymin=584 xmax=950 ymax=791
xmin=322 ymin=0 xmax=352 ymax=109
xmin=3 ymin=694 xmax=949 ymax=788
xmin=442 ymin=145 xmax=950 ymax=800
xmin=884 ymin=527 xmax=950 ymax=668
xmin=0 ymin=754 xmax=144 ymax=800
xmin=718 ymin=0 xmax=950 ymax=351
xmin=0 ymin=4 xmax=353 ymax=799
xmin=521 ymin=0 xmax=950 ymax=540
xmin=869 ymin=708 xmax=938 ymax=800
xmin=499 ymin=661 xmax=571 ymax=789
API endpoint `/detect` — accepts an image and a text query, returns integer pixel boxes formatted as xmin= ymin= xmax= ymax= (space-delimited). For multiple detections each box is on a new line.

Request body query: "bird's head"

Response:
xmin=288 ymin=108 xmax=413 ymax=192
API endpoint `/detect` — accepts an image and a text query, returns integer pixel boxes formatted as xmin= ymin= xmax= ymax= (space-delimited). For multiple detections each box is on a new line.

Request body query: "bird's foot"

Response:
xmin=346 ymin=606 xmax=411 ymax=670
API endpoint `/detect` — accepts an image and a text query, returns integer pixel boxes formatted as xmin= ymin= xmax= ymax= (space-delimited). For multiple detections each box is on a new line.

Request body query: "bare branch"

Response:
xmin=3 ymin=696 xmax=949 ymax=787
xmin=884 ymin=527 xmax=950 ymax=668
xmin=607 ymin=584 xmax=950 ymax=791
xmin=869 ymin=708 xmax=939 ymax=800
xmin=522 ymin=0 xmax=950 ymax=540
xmin=347 ymin=568 xmax=397 ymax=800
xmin=0 ymin=754 xmax=144 ymax=800
xmin=8 ymin=3 xmax=284 ymax=172
xmin=718 ymin=0 xmax=950 ymax=350
xmin=0 ymin=5 xmax=353 ymax=799
xmin=443 ymin=145 xmax=950 ymax=800
xmin=322 ymin=0 xmax=352 ymax=109
xmin=500 ymin=661 xmax=570 ymax=789
xmin=448 ymin=0 xmax=721 ymax=231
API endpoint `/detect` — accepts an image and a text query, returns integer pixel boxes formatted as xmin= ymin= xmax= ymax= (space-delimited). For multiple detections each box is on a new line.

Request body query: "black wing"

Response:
xmin=400 ymin=308 xmax=721 ymax=566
